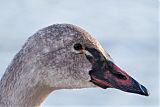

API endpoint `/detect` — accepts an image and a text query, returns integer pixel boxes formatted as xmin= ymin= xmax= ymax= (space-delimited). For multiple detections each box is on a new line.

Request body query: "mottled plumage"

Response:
xmin=0 ymin=24 xmax=108 ymax=107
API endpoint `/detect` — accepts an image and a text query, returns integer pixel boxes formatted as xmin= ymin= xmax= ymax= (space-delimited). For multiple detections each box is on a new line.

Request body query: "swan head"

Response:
xmin=22 ymin=24 xmax=149 ymax=96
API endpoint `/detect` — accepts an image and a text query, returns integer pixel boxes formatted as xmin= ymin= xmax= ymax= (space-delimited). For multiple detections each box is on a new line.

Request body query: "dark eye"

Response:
xmin=74 ymin=43 xmax=83 ymax=50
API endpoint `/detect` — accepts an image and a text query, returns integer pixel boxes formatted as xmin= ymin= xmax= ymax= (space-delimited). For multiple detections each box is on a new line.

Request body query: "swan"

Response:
xmin=0 ymin=24 xmax=149 ymax=107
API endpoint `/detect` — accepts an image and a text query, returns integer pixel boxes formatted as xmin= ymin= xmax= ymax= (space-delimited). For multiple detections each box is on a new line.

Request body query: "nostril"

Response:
xmin=112 ymin=72 xmax=127 ymax=80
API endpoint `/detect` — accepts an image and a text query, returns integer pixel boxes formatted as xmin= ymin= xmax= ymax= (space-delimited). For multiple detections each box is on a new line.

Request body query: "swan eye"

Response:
xmin=73 ymin=43 xmax=83 ymax=51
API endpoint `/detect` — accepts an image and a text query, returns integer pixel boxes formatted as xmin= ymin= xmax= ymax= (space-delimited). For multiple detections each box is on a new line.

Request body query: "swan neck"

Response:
xmin=0 ymin=64 xmax=54 ymax=107
xmin=0 ymin=78 xmax=53 ymax=107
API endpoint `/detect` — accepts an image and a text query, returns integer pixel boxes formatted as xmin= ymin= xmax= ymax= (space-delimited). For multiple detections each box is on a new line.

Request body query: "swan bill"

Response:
xmin=85 ymin=47 xmax=149 ymax=96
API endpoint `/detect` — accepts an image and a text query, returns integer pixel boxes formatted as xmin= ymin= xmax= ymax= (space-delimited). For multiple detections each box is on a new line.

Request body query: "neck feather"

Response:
xmin=0 ymin=55 xmax=54 ymax=107
xmin=0 ymin=71 xmax=53 ymax=107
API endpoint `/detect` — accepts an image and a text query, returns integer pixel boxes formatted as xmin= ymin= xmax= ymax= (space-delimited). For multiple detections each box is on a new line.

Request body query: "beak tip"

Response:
xmin=139 ymin=84 xmax=150 ymax=96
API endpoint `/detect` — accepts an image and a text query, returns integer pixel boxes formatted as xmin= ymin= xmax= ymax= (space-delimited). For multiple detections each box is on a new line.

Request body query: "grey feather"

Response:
xmin=0 ymin=24 xmax=110 ymax=107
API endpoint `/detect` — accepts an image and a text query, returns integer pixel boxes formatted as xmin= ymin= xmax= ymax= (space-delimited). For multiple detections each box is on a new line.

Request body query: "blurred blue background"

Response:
xmin=0 ymin=0 xmax=159 ymax=107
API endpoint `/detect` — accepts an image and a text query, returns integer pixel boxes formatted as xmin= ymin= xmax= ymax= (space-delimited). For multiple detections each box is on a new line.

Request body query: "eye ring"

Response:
xmin=73 ymin=43 xmax=83 ymax=51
